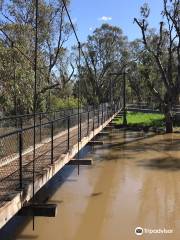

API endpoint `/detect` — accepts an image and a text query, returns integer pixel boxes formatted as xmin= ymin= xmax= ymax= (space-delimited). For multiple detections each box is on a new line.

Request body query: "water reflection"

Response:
xmin=1 ymin=129 xmax=180 ymax=240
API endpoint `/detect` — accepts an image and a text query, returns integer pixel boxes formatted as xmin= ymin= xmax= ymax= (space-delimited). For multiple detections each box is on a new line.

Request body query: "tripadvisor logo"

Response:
xmin=135 ymin=227 xmax=173 ymax=236
xmin=135 ymin=227 xmax=144 ymax=236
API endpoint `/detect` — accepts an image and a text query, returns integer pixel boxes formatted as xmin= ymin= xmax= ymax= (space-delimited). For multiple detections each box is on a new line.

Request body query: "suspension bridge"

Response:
xmin=0 ymin=0 xmax=123 ymax=231
xmin=0 ymin=104 xmax=121 ymax=229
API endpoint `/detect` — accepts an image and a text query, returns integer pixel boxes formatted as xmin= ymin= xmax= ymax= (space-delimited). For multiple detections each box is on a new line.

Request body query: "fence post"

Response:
xmin=106 ymin=105 xmax=108 ymax=120
xmin=87 ymin=111 xmax=89 ymax=136
xmin=103 ymin=104 xmax=105 ymax=122
xmin=51 ymin=121 xmax=54 ymax=164
xmin=39 ymin=113 xmax=42 ymax=142
xmin=104 ymin=104 xmax=106 ymax=122
xmin=98 ymin=107 xmax=100 ymax=127
xmin=20 ymin=117 xmax=23 ymax=129
xmin=80 ymin=112 xmax=82 ymax=141
xmin=67 ymin=116 xmax=70 ymax=151
xmin=93 ymin=109 xmax=95 ymax=132
xmin=104 ymin=105 xmax=106 ymax=121
xmin=19 ymin=130 xmax=23 ymax=189
xmin=102 ymin=105 xmax=103 ymax=124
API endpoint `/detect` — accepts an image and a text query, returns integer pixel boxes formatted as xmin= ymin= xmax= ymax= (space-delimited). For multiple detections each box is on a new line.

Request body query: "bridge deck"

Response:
xmin=0 ymin=110 xmax=119 ymax=229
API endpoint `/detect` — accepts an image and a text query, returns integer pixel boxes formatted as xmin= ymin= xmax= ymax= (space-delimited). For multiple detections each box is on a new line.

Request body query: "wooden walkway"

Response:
xmin=0 ymin=110 xmax=119 ymax=229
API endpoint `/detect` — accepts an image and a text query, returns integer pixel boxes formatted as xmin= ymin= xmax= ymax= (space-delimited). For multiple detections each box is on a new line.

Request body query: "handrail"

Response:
xmin=0 ymin=108 xmax=76 ymax=122
xmin=0 ymin=107 xmax=103 ymax=138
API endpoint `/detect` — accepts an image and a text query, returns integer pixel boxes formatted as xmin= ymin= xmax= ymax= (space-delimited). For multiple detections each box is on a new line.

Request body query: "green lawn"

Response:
xmin=113 ymin=112 xmax=165 ymax=127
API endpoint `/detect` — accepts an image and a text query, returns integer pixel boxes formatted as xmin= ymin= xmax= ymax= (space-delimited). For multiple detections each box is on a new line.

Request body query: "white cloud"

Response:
xmin=98 ymin=16 xmax=112 ymax=21
xmin=89 ymin=27 xmax=93 ymax=31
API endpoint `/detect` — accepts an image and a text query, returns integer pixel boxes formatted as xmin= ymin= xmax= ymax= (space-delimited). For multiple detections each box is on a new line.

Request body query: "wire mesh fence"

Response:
xmin=0 ymin=103 xmax=120 ymax=204
xmin=0 ymin=108 xmax=78 ymax=136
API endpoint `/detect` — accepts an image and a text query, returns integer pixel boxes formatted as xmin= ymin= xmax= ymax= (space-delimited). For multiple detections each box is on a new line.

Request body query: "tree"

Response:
xmin=74 ymin=24 xmax=128 ymax=105
xmin=134 ymin=0 xmax=180 ymax=133
xmin=0 ymin=0 xmax=72 ymax=114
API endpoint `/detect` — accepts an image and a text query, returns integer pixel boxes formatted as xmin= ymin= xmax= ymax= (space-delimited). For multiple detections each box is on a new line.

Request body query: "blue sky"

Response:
xmin=69 ymin=0 xmax=164 ymax=43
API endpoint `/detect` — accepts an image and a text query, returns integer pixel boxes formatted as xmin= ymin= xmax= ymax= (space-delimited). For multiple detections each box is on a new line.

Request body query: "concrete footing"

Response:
xmin=18 ymin=203 xmax=57 ymax=217
xmin=67 ymin=159 xmax=93 ymax=165
xmin=88 ymin=141 xmax=104 ymax=145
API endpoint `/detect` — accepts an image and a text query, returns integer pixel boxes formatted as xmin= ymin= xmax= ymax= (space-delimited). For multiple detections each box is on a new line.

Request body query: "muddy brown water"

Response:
xmin=1 ymin=129 xmax=180 ymax=240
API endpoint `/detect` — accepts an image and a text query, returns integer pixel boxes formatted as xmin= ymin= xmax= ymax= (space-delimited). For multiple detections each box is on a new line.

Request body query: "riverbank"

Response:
xmin=113 ymin=112 xmax=165 ymax=132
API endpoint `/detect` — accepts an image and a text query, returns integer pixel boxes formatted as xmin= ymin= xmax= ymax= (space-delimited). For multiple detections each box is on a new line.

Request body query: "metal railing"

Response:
xmin=0 ymin=108 xmax=80 ymax=136
xmin=0 ymin=102 xmax=120 ymax=202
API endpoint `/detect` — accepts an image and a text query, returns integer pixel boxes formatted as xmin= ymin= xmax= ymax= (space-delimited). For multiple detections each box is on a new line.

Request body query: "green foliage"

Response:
xmin=133 ymin=0 xmax=180 ymax=133
xmin=75 ymin=23 xmax=128 ymax=105
xmin=0 ymin=0 xmax=72 ymax=115
xmin=113 ymin=112 xmax=165 ymax=127
xmin=50 ymin=95 xmax=79 ymax=110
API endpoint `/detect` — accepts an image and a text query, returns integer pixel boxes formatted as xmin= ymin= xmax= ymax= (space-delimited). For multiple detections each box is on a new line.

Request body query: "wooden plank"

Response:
xmin=18 ymin=203 xmax=57 ymax=217
xmin=67 ymin=159 xmax=93 ymax=165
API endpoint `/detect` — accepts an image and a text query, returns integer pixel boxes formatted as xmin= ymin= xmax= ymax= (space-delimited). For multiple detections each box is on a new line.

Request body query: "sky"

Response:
xmin=69 ymin=0 xmax=164 ymax=43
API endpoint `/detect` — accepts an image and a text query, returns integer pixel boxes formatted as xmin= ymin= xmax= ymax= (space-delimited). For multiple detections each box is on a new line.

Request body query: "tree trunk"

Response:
xmin=175 ymin=94 xmax=180 ymax=105
xmin=164 ymin=105 xmax=173 ymax=133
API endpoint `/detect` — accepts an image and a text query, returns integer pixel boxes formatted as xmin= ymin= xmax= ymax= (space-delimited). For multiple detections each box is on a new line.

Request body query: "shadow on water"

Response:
xmin=0 ymin=166 xmax=75 ymax=240
xmin=96 ymin=130 xmax=180 ymax=172
xmin=107 ymin=133 xmax=157 ymax=150
xmin=47 ymin=200 xmax=64 ymax=204
xmin=0 ymin=144 xmax=93 ymax=240
xmin=16 ymin=235 xmax=38 ymax=239
xmin=2 ymin=129 xmax=180 ymax=239
xmin=120 ymin=139 xmax=180 ymax=152
xmin=137 ymin=156 xmax=180 ymax=171
xmin=105 ymin=130 xmax=180 ymax=154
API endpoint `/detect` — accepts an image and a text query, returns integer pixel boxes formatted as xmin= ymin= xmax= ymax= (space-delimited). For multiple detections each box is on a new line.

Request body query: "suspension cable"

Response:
xmin=32 ymin=0 xmax=39 ymax=231
xmin=61 ymin=0 xmax=97 ymax=173
xmin=77 ymin=42 xmax=81 ymax=175
xmin=61 ymin=0 xmax=102 ymax=158
xmin=11 ymin=42 xmax=17 ymax=119
xmin=61 ymin=0 xmax=94 ymax=84
xmin=0 ymin=29 xmax=34 ymax=64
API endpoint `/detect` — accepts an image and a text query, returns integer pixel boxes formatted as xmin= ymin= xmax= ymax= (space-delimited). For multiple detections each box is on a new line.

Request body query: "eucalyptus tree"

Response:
xmin=128 ymin=38 xmax=165 ymax=105
xmin=0 ymin=0 xmax=71 ymax=114
xmin=51 ymin=48 xmax=75 ymax=99
xmin=76 ymin=24 xmax=128 ymax=105
xmin=134 ymin=0 xmax=180 ymax=133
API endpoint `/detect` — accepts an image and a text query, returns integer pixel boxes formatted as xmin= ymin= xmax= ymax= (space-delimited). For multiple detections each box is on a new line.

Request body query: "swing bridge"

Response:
xmin=0 ymin=0 xmax=124 ymax=230
xmin=0 ymin=103 xmax=122 ymax=229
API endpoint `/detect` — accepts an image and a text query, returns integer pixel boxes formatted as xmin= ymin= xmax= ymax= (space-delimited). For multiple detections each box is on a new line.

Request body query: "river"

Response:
xmin=1 ymin=129 xmax=180 ymax=240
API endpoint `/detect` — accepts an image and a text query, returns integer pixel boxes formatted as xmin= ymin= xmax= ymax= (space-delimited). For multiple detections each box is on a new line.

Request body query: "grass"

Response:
xmin=113 ymin=112 xmax=165 ymax=128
